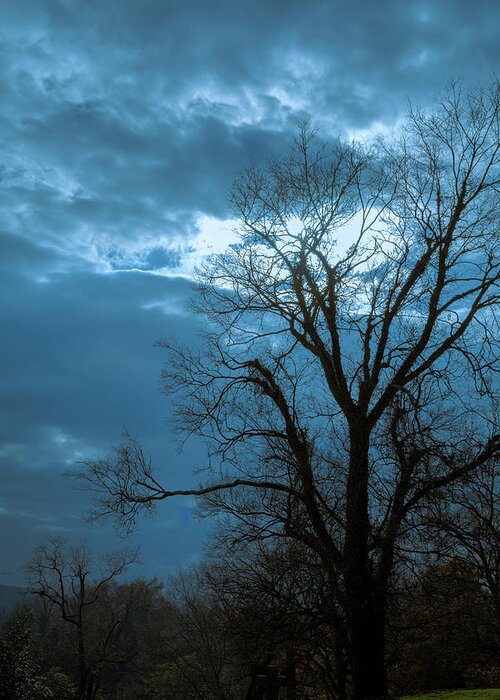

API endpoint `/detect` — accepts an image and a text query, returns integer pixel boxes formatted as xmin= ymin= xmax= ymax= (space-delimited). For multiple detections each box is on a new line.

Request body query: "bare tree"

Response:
xmin=388 ymin=558 xmax=493 ymax=693
xmin=426 ymin=458 xmax=500 ymax=667
xmin=76 ymin=81 xmax=499 ymax=699
xmin=158 ymin=568 xmax=244 ymax=700
xmin=27 ymin=537 xmax=138 ymax=700
xmin=202 ymin=539 xmax=349 ymax=700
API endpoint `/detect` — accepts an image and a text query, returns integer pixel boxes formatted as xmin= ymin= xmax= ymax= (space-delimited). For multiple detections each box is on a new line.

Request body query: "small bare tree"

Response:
xmin=426 ymin=459 xmax=499 ymax=669
xmin=27 ymin=537 xmax=137 ymax=700
xmin=77 ymin=81 xmax=499 ymax=700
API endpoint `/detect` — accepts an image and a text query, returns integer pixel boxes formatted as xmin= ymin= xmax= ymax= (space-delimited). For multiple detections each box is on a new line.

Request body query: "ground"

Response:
xmin=402 ymin=691 xmax=500 ymax=700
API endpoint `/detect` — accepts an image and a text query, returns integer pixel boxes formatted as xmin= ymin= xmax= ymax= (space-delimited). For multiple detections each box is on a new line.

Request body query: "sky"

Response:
xmin=0 ymin=0 xmax=499 ymax=586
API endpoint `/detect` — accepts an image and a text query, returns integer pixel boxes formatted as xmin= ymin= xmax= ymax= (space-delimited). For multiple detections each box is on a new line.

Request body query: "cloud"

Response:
xmin=0 ymin=234 xmax=210 ymax=583
xmin=0 ymin=0 xmax=498 ymax=584
xmin=2 ymin=0 xmax=497 ymax=270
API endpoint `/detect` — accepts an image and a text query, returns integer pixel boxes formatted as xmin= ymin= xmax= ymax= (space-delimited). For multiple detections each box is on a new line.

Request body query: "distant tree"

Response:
xmin=156 ymin=568 xmax=244 ymax=700
xmin=388 ymin=560 xmax=494 ymax=693
xmin=43 ymin=666 xmax=77 ymax=699
xmin=99 ymin=578 xmax=172 ymax=700
xmin=143 ymin=655 xmax=212 ymax=700
xmin=27 ymin=537 xmax=137 ymax=700
xmin=202 ymin=538 xmax=348 ymax=700
xmin=0 ymin=607 xmax=52 ymax=700
xmin=425 ymin=459 xmax=499 ymax=679
xmin=78 ymin=81 xmax=500 ymax=699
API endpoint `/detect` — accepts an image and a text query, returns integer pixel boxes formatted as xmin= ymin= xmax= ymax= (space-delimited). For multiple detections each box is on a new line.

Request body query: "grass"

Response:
xmin=402 ymin=691 xmax=500 ymax=700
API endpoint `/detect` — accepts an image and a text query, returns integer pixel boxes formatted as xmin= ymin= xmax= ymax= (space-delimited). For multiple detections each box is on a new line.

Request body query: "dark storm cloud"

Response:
xmin=2 ymin=0 xmax=498 ymax=262
xmin=0 ymin=0 xmax=498 ymax=583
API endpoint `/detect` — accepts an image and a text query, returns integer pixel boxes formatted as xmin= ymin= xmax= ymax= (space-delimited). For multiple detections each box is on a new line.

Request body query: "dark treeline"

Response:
xmin=1 ymin=473 xmax=498 ymax=700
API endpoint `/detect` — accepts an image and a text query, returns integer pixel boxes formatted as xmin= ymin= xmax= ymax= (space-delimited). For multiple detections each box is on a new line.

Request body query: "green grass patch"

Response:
xmin=402 ymin=691 xmax=500 ymax=700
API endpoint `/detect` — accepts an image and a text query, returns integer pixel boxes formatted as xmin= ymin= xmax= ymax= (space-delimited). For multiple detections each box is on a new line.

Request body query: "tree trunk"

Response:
xmin=78 ymin=626 xmax=87 ymax=700
xmin=348 ymin=594 xmax=388 ymax=700
xmin=333 ymin=639 xmax=348 ymax=700
xmin=80 ymin=669 xmax=97 ymax=700
xmin=344 ymin=423 xmax=389 ymax=700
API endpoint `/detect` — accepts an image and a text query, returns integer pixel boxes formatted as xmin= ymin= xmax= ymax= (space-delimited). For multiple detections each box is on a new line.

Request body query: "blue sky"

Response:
xmin=1 ymin=0 xmax=499 ymax=585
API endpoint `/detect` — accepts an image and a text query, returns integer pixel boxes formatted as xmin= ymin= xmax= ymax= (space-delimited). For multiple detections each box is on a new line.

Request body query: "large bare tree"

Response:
xmin=78 ymin=81 xmax=499 ymax=700
xmin=27 ymin=537 xmax=137 ymax=700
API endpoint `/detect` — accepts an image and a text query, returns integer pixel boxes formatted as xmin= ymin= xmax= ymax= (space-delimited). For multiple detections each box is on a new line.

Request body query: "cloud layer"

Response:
xmin=0 ymin=0 xmax=498 ymax=583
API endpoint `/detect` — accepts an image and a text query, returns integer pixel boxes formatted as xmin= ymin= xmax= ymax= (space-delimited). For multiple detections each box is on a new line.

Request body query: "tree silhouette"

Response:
xmin=78 ymin=81 xmax=499 ymax=700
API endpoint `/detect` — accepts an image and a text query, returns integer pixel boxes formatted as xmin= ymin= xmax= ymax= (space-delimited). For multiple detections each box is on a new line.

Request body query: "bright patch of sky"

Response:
xmin=69 ymin=214 xmax=241 ymax=278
